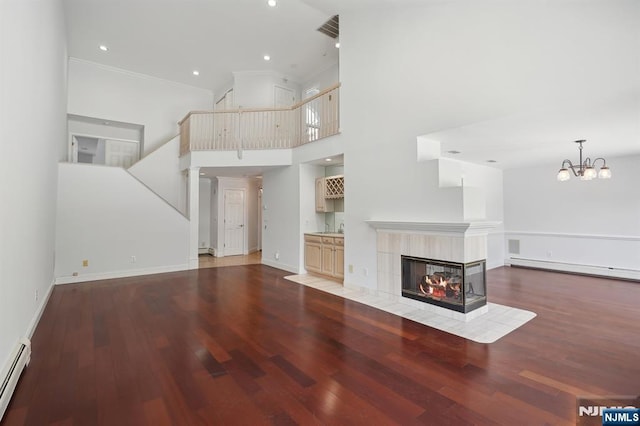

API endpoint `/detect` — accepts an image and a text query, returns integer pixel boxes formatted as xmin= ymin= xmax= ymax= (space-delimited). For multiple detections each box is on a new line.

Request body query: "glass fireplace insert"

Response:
xmin=401 ymin=255 xmax=487 ymax=313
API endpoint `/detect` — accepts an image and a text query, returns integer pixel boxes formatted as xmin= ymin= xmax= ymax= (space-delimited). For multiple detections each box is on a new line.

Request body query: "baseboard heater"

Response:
xmin=0 ymin=338 xmax=31 ymax=420
xmin=508 ymin=257 xmax=640 ymax=281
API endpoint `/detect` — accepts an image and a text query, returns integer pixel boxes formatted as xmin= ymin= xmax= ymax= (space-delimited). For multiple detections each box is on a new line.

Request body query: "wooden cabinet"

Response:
xmin=315 ymin=177 xmax=333 ymax=212
xmin=304 ymin=234 xmax=344 ymax=282
xmin=321 ymin=243 xmax=335 ymax=275
xmin=304 ymin=235 xmax=322 ymax=274
xmin=334 ymin=238 xmax=344 ymax=280
xmin=315 ymin=175 xmax=344 ymax=213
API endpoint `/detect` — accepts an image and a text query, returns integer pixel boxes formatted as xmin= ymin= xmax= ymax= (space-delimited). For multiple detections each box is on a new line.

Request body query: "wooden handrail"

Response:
xmin=178 ymin=83 xmax=341 ymax=125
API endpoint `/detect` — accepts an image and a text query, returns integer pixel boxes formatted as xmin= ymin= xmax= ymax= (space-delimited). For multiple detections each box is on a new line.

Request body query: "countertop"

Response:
xmin=305 ymin=232 xmax=344 ymax=238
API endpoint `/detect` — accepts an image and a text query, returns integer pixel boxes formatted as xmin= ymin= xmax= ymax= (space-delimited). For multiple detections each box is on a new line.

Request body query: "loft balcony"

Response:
xmin=178 ymin=84 xmax=340 ymax=162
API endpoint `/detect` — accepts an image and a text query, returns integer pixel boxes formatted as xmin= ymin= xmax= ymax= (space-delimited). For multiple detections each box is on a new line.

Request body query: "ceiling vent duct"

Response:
xmin=317 ymin=15 xmax=339 ymax=39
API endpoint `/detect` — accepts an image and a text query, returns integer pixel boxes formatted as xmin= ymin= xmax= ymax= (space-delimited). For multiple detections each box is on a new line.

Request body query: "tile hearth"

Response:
xmin=284 ymin=274 xmax=536 ymax=344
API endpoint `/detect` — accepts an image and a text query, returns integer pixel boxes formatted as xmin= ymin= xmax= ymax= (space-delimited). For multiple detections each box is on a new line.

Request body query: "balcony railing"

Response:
xmin=178 ymin=83 xmax=340 ymax=156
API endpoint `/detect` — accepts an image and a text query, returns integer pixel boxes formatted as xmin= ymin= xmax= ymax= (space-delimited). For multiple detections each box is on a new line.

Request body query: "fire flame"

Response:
xmin=419 ymin=275 xmax=448 ymax=296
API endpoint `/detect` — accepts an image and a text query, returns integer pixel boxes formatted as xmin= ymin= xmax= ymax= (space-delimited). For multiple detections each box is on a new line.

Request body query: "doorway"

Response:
xmin=223 ymin=188 xmax=246 ymax=256
xmin=71 ymin=135 xmax=140 ymax=168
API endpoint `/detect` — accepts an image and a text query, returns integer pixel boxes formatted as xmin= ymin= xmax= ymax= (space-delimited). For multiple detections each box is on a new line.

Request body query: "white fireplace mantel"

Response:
xmin=366 ymin=220 xmax=501 ymax=236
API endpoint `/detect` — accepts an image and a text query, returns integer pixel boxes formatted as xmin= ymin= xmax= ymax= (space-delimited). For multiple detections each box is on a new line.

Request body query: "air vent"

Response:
xmin=317 ymin=15 xmax=339 ymax=39
xmin=508 ymin=239 xmax=520 ymax=255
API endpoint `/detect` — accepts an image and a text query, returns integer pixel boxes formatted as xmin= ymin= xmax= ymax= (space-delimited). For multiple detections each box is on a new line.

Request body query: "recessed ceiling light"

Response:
xmin=447 ymin=150 xmax=461 ymax=154
xmin=192 ymin=70 xmax=200 ymax=76
xmin=263 ymin=55 xmax=271 ymax=61
xmin=199 ymin=172 xmax=205 ymax=176
xmin=325 ymin=158 xmax=332 ymax=162
xmin=486 ymin=160 xmax=497 ymax=163
xmin=99 ymin=45 xmax=108 ymax=52
xmin=335 ymin=42 xmax=340 ymax=48
xmin=267 ymin=0 xmax=276 ymax=6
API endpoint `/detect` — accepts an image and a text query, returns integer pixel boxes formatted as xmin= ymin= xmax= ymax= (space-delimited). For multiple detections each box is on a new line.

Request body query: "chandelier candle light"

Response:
xmin=557 ymin=140 xmax=612 ymax=181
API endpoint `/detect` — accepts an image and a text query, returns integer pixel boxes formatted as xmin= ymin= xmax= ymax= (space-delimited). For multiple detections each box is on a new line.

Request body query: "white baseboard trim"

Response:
xmin=486 ymin=260 xmax=505 ymax=271
xmin=198 ymin=247 xmax=209 ymax=255
xmin=508 ymin=257 xmax=640 ymax=281
xmin=26 ymin=279 xmax=55 ymax=339
xmin=55 ymin=264 xmax=190 ymax=285
xmin=261 ymin=259 xmax=300 ymax=274
xmin=208 ymin=248 xmax=217 ymax=257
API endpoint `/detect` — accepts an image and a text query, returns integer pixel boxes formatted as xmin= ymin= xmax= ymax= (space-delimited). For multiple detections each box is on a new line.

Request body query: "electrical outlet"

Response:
xmin=131 ymin=256 xmax=136 ymax=263
xmin=72 ymin=272 xmax=78 ymax=276
xmin=348 ymin=264 xmax=354 ymax=273
xmin=546 ymin=251 xmax=553 ymax=258
xmin=363 ymin=268 xmax=368 ymax=277
xmin=82 ymin=259 xmax=88 ymax=267
xmin=275 ymin=251 xmax=280 ymax=260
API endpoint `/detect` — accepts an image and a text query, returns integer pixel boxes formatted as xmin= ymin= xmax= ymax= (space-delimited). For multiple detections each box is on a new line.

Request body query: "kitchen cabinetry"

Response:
xmin=315 ymin=175 xmax=344 ymax=213
xmin=304 ymin=234 xmax=344 ymax=282
xmin=315 ymin=177 xmax=332 ymax=212
xmin=304 ymin=235 xmax=322 ymax=274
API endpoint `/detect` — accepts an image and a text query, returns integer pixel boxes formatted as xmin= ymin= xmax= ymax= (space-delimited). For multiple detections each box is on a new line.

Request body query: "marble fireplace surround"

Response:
xmin=367 ymin=220 xmax=501 ymax=321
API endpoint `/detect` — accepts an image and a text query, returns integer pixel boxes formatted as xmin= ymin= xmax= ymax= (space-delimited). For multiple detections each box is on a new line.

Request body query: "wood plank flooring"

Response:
xmin=2 ymin=265 xmax=639 ymax=425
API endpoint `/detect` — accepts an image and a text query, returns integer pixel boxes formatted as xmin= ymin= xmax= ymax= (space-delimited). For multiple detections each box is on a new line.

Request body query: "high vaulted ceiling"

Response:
xmin=63 ymin=0 xmax=340 ymax=92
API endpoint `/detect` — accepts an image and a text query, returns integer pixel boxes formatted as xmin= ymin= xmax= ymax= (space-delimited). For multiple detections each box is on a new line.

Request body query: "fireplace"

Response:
xmin=401 ymin=255 xmax=487 ymax=313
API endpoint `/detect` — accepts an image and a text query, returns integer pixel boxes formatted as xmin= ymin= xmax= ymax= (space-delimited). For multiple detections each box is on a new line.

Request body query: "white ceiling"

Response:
xmin=431 ymin=95 xmax=640 ymax=169
xmin=63 ymin=0 xmax=340 ymax=92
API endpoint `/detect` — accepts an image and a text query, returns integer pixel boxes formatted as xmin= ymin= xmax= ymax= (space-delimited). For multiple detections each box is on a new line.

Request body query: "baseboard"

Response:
xmin=486 ymin=259 xmax=505 ymax=271
xmin=26 ymin=279 xmax=55 ymax=339
xmin=508 ymin=257 xmax=640 ymax=281
xmin=208 ymin=248 xmax=217 ymax=257
xmin=198 ymin=247 xmax=209 ymax=255
xmin=55 ymin=264 xmax=190 ymax=285
xmin=261 ymin=259 xmax=300 ymax=274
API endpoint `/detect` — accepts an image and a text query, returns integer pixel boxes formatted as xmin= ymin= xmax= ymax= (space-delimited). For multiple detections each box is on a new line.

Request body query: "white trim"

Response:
xmin=55 ymin=264 xmax=190 ymax=285
xmin=505 ymin=231 xmax=640 ymax=242
xmin=261 ymin=259 xmax=300 ymax=274
xmin=69 ymin=57 xmax=213 ymax=92
xmin=367 ymin=220 xmax=501 ymax=236
xmin=508 ymin=258 xmax=640 ymax=281
xmin=26 ymin=279 xmax=55 ymax=339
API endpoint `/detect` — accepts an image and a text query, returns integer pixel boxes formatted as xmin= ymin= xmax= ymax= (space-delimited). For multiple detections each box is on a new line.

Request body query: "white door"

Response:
xmin=224 ymin=189 xmax=245 ymax=256
xmin=274 ymin=86 xmax=294 ymax=107
xmin=105 ymin=139 xmax=140 ymax=168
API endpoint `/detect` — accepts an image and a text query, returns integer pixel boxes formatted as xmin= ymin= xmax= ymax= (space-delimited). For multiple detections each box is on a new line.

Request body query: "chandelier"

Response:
xmin=557 ymin=140 xmax=611 ymax=181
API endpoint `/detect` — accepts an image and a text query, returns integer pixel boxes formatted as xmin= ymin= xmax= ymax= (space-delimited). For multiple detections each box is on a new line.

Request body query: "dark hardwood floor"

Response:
xmin=2 ymin=265 xmax=639 ymax=425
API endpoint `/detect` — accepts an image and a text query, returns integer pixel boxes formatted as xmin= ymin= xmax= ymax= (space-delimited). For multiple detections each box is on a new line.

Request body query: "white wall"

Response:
xmin=339 ymin=3 xmax=530 ymax=288
xmin=233 ymin=71 xmax=301 ymax=108
xmin=247 ymin=179 xmax=262 ymax=253
xmin=209 ymin=179 xmax=219 ymax=254
xmin=504 ymin=155 xmax=640 ymax=274
xmin=128 ymin=137 xmax=186 ymax=213
xmin=55 ymin=163 xmax=190 ymax=282
xmin=67 ymin=58 xmax=214 ymax=154
xmin=301 ymin=63 xmax=339 ymax=98
xmin=0 ymin=0 xmax=67 ymax=372
xmin=198 ymin=178 xmax=211 ymax=251
xmin=262 ymin=166 xmax=302 ymax=272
